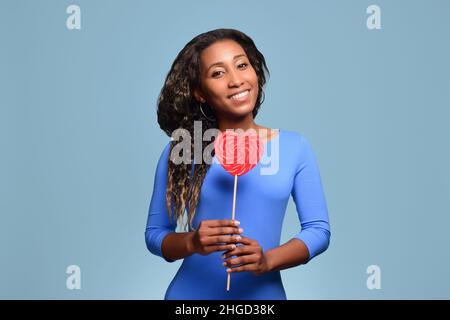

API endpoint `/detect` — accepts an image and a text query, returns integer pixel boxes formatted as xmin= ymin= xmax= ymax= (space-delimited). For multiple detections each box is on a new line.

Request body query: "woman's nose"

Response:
xmin=228 ymin=69 xmax=244 ymax=87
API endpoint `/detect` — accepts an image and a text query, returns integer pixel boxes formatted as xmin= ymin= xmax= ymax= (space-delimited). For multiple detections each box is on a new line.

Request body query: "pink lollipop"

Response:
xmin=214 ymin=129 xmax=264 ymax=291
xmin=214 ymin=129 xmax=264 ymax=176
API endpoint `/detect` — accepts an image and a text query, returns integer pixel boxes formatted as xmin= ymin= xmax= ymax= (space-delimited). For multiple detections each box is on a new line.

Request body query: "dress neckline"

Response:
xmin=261 ymin=128 xmax=282 ymax=145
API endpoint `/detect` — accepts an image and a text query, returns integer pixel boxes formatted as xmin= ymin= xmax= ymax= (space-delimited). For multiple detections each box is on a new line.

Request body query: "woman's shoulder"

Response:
xmin=257 ymin=126 xmax=304 ymax=143
xmin=279 ymin=128 xmax=308 ymax=145
xmin=157 ymin=140 xmax=172 ymax=157
xmin=155 ymin=140 xmax=173 ymax=167
xmin=278 ymin=129 xmax=318 ymax=163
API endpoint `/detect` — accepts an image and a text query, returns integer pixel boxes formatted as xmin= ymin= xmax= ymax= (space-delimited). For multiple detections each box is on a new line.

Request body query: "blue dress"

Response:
xmin=145 ymin=129 xmax=331 ymax=300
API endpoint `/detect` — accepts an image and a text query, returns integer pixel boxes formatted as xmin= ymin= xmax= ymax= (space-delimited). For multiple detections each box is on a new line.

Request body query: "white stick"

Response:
xmin=227 ymin=174 xmax=238 ymax=291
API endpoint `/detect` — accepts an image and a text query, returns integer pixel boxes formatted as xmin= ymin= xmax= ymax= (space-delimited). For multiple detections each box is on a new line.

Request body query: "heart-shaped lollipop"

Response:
xmin=214 ymin=130 xmax=264 ymax=176
xmin=213 ymin=129 xmax=264 ymax=292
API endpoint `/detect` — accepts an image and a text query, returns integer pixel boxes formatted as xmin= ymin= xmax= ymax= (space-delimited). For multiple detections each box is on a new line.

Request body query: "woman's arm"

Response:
xmin=267 ymin=135 xmax=331 ymax=271
xmin=160 ymin=231 xmax=195 ymax=261
xmin=223 ymin=134 xmax=331 ymax=275
xmin=265 ymin=238 xmax=310 ymax=272
xmin=145 ymin=141 xmax=182 ymax=263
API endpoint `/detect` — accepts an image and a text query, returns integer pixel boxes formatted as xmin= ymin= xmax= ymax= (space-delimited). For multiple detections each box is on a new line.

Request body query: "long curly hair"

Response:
xmin=156 ymin=28 xmax=270 ymax=232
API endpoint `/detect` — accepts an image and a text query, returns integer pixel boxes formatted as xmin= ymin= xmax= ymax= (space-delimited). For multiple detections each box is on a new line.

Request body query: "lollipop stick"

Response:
xmin=227 ymin=174 xmax=238 ymax=291
xmin=232 ymin=174 xmax=237 ymax=221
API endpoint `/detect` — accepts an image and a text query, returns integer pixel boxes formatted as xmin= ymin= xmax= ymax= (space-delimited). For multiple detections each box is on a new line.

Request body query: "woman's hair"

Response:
xmin=157 ymin=28 xmax=270 ymax=231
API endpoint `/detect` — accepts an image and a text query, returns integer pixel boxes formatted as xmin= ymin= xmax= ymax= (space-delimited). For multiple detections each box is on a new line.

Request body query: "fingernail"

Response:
xmin=235 ymin=236 xmax=242 ymax=241
xmin=238 ymin=228 xmax=244 ymax=233
xmin=226 ymin=268 xmax=232 ymax=273
xmin=231 ymin=244 xmax=236 ymax=249
xmin=222 ymin=254 xmax=225 ymax=259
xmin=222 ymin=262 xmax=227 ymax=266
xmin=234 ymin=220 xmax=240 ymax=226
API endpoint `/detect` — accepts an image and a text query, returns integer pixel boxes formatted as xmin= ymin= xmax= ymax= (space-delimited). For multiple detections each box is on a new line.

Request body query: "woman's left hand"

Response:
xmin=222 ymin=236 xmax=270 ymax=276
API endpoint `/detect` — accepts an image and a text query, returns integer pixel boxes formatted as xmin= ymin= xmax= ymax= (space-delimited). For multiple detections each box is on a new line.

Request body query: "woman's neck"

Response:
xmin=215 ymin=114 xmax=276 ymax=143
xmin=216 ymin=113 xmax=259 ymax=132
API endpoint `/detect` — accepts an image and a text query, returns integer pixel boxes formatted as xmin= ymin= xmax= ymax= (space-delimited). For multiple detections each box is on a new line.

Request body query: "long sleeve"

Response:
xmin=291 ymin=135 xmax=331 ymax=263
xmin=145 ymin=141 xmax=177 ymax=263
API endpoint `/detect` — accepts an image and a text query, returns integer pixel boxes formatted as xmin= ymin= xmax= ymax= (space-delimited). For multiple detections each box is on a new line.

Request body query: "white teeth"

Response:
xmin=230 ymin=90 xmax=249 ymax=100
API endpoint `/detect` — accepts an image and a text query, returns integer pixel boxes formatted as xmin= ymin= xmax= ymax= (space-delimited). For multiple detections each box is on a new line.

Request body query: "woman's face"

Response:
xmin=194 ymin=39 xmax=259 ymax=120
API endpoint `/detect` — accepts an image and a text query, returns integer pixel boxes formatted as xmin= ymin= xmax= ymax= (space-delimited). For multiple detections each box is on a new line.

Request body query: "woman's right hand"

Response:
xmin=189 ymin=219 xmax=244 ymax=256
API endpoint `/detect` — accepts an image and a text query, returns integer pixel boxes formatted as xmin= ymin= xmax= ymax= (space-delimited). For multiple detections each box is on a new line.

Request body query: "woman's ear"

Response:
xmin=192 ymin=88 xmax=205 ymax=103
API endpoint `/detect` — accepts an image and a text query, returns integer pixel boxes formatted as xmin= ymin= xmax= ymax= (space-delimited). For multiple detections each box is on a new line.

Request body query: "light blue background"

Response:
xmin=1 ymin=0 xmax=449 ymax=299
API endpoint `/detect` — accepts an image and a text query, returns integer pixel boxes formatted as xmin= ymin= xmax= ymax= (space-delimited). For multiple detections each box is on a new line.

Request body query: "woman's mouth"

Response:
xmin=228 ymin=89 xmax=250 ymax=103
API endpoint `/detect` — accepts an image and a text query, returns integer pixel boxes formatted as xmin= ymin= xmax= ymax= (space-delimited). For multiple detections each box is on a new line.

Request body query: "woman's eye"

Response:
xmin=212 ymin=71 xmax=224 ymax=77
xmin=212 ymin=64 xmax=248 ymax=77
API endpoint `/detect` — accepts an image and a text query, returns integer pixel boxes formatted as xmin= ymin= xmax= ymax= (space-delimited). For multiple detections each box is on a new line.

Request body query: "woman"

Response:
xmin=145 ymin=28 xmax=331 ymax=300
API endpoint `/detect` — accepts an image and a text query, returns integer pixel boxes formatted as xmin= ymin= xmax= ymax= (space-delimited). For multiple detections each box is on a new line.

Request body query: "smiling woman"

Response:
xmin=146 ymin=28 xmax=331 ymax=300
xmin=193 ymin=41 xmax=259 ymax=119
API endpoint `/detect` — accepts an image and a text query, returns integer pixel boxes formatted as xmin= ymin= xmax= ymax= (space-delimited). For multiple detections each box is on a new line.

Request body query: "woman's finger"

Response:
xmin=213 ymin=234 xmax=242 ymax=244
xmin=224 ymin=253 xmax=258 ymax=268
xmin=235 ymin=235 xmax=255 ymax=245
xmin=207 ymin=243 xmax=236 ymax=253
xmin=222 ymin=244 xmax=253 ymax=259
xmin=205 ymin=219 xmax=240 ymax=228
xmin=208 ymin=226 xmax=243 ymax=236
xmin=226 ymin=263 xmax=256 ymax=274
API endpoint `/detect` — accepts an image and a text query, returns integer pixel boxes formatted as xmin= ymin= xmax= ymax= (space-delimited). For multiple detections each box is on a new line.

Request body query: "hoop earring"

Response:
xmin=199 ymin=102 xmax=216 ymax=121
